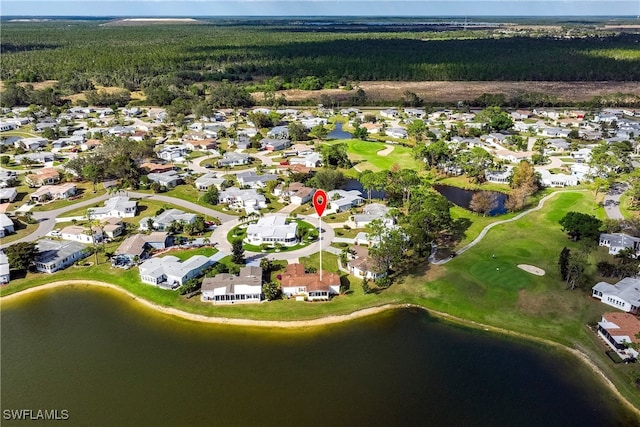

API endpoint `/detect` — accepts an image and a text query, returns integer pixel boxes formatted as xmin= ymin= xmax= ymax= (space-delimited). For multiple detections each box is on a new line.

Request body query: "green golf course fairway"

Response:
xmin=327 ymin=139 xmax=422 ymax=171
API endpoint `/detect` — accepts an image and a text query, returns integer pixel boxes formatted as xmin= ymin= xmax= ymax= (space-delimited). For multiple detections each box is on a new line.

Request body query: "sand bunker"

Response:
xmin=377 ymin=146 xmax=394 ymax=156
xmin=518 ymin=264 xmax=545 ymax=276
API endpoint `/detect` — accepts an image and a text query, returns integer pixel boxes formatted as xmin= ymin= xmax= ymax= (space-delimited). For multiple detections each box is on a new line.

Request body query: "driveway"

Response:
xmin=603 ymin=183 xmax=626 ymax=220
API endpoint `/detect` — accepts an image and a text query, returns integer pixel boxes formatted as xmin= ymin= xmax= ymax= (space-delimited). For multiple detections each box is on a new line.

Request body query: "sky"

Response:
xmin=1 ymin=0 xmax=639 ymax=17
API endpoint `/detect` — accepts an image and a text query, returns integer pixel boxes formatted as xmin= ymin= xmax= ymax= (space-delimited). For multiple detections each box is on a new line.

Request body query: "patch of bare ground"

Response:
xmin=517 ymin=289 xmax=584 ymax=316
xmin=255 ymin=81 xmax=640 ymax=104
xmin=0 ymin=80 xmax=59 ymax=91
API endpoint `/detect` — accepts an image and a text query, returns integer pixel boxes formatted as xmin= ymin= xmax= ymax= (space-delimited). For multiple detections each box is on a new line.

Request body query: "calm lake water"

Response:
xmin=1 ymin=287 xmax=636 ymax=426
xmin=327 ymin=122 xmax=352 ymax=139
xmin=435 ymin=184 xmax=507 ymax=216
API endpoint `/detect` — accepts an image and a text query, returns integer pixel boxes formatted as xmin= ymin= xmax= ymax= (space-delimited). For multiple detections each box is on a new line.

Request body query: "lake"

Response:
xmin=327 ymin=122 xmax=352 ymax=139
xmin=1 ymin=287 xmax=636 ymax=426
xmin=435 ymin=184 xmax=507 ymax=216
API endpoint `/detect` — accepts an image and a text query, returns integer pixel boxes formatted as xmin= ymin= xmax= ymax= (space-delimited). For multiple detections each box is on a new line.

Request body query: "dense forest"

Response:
xmin=2 ymin=22 xmax=639 ymax=90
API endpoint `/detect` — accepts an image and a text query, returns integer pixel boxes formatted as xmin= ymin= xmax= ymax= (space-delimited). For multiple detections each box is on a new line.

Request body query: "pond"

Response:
xmin=1 ymin=287 xmax=635 ymax=426
xmin=327 ymin=122 xmax=352 ymax=139
xmin=435 ymin=184 xmax=507 ymax=215
xmin=343 ymin=178 xmax=385 ymax=200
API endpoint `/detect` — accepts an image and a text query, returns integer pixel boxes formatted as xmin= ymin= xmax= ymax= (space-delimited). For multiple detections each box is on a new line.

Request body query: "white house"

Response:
xmin=60 ymin=225 xmax=104 ymax=244
xmin=236 ymin=171 xmax=278 ymax=189
xmin=599 ymin=233 xmax=640 ymax=256
xmin=597 ymin=312 xmax=640 ymax=361
xmin=327 ymin=189 xmax=364 ymax=212
xmin=35 ymin=239 xmax=89 ymax=273
xmin=592 ymin=277 xmax=640 ymax=314
xmin=245 ymin=215 xmax=298 ymax=247
xmin=194 ymin=173 xmax=225 ymax=191
xmin=386 ymin=127 xmax=408 ymax=139
xmin=0 ymin=251 xmax=10 ymax=284
xmin=88 ymin=196 xmax=137 ymax=219
xmin=485 ymin=168 xmax=511 ymax=184
xmin=0 ymin=214 xmax=14 ymax=238
xmin=349 ymin=203 xmax=394 ymax=228
xmin=147 ymin=171 xmax=181 ymax=188
xmin=346 ymin=245 xmax=385 ymax=280
xmin=380 ymin=108 xmax=399 ymax=119
xmin=218 ymin=187 xmax=266 ymax=212
xmin=538 ymin=170 xmax=578 ymax=187
xmin=201 ymin=266 xmax=263 ymax=304
xmin=139 ymin=209 xmax=196 ymax=231
xmin=289 ymin=152 xmax=321 ymax=168
xmin=157 ymin=145 xmax=187 ymax=161
xmin=279 ymin=263 xmax=341 ymax=301
xmin=139 ymin=255 xmax=212 ymax=288
xmin=29 ymin=183 xmax=77 ymax=203
xmin=218 ymin=152 xmax=250 ymax=167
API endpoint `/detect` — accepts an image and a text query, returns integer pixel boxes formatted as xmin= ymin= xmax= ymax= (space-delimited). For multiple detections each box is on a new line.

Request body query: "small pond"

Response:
xmin=327 ymin=122 xmax=352 ymax=139
xmin=343 ymin=178 xmax=385 ymax=200
xmin=435 ymin=184 xmax=507 ymax=216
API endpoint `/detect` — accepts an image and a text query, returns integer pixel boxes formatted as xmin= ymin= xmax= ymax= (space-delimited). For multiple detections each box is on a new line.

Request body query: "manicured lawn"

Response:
xmin=1 ymin=222 xmax=38 ymax=244
xmin=32 ymin=183 xmax=106 ymax=212
xmin=618 ymin=192 xmax=640 ymax=220
xmin=162 ymin=246 xmax=217 ymax=261
xmin=437 ymin=175 xmax=512 ymax=193
xmin=0 ymin=129 xmax=40 ymax=139
xmin=326 ymin=139 xmax=422 ymax=172
xmin=227 ymin=219 xmax=318 ymax=253
xmin=333 ymin=227 xmax=364 ymax=239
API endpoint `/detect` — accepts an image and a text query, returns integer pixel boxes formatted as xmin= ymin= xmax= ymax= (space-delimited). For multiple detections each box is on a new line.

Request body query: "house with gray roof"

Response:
xmin=114 ymin=232 xmax=172 ymax=263
xmin=236 ymin=171 xmax=278 ymax=189
xmin=350 ymin=203 xmax=394 ymax=228
xmin=0 ymin=251 xmax=9 ymax=284
xmin=218 ymin=152 xmax=250 ymax=167
xmin=266 ymin=126 xmax=289 ymax=139
xmin=592 ymin=277 xmax=640 ymax=314
xmin=35 ymin=239 xmax=89 ymax=273
xmin=0 ymin=187 xmax=17 ymax=203
xmin=261 ymin=138 xmax=291 ymax=152
xmin=147 ymin=171 xmax=181 ymax=188
xmin=0 ymin=214 xmax=14 ymax=238
xmin=139 ymin=209 xmax=196 ymax=231
xmin=14 ymin=152 xmax=54 ymax=164
xmin=201 ymin=266 xmax=263 ymax=304
xmin=195 ymin=173 xmax=225 ymax=191
xmin=599 ymin=233 xmax=640 ymax=257
xmin=328 ymin=189 xmax=364 ymax=213
xmin=139 ymin=254 xmax=213 ymax=288
xmin=88 ymin=196 xmax=137 ymax=219
xmin=246 ymin=215 xmax=298 ymax=247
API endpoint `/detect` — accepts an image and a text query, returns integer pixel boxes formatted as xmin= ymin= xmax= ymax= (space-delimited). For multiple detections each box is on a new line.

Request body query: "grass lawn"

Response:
xmin=436 ymin=175 xmax=512 ymax=193
xmin=618 ymin=193 xmax=640 ymax=220
xmin=0 ymin=129 xmax=40 ymax=139
xmin=333 ymin=227 xmax=364 ymax=239
xmin=162 ymin=246 xmax=217 ymax=261
xmin=227 ymin=219 xmax=318 ymax=253
xmin=325 ymin=139 xmax=422 ymax=172
xmin=32 ymin=183 xmax=106 ymax=212
xmin=156 ymin=185 xmax=241 ymax=216
xmin=1 ymin=221 xmax=38 ymax=244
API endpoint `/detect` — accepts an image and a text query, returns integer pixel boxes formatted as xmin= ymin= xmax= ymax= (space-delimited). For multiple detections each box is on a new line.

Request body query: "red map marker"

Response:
xmin=313 ymin=189 xmax=328 ymax=217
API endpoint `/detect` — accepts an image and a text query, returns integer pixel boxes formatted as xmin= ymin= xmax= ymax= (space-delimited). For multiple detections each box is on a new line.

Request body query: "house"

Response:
xmin=266 ymin=126 xmax=289 ymax=139
xmin=101 ymin=217 xmax=125 ymax=239
xmin=218 ymin=187 xmax=266 ymax=212
xmin=15 ymin=152 xmax=55 ymax=164
xmin=327 ymin=189 xmax=364 ymax=212
xmin=386 ymin=127 xmax=408 ymax=139
xmin=538 ymin=170 xmax=578 ymax=187
xmin=60 ymin=225 xmax=103 ymax=244
xmin=115 ymin=232 xmax=172 ymax=262
xmin=245 ymin=215 xmax=298 ymax=247
xmin=229 ymin=137 xmax=251 ymax=150
xmin=354 ymin=232 xmax=381 ymax=247
xmin=88 ymin=196 xmax=138 ymax=219
xmin=140 ymin=162 xmax=174 ymax=174
xmin=547 ymin=138 xmax=570 ymax=152
xmin=81 ymin=139 xmax=102 ymax=151
xmin=236 ymin=171 xmax=278 ymax=189
xmin=139 ymin=209 xmax=196 ymax=231
xmin=599 ymin=233 xmax=640 ymax=256
xmin=184 ymin=139 xmax=217 ymax=151
xmin=0 ymin=121 xmax=16 ymax=132
xmin=0 ymin=251 xmax=10 ymax=284
xmin=570 ymin=148 xmax=592 ymax=163
xmin=349 ymin=203 xmax=394 ymax=228
xmin=0 ymin=214 xmax=14 ymax=238
xmin=485 ymin=168 xmax=511 ymax=184
xmin=592 ymin=277 xmax=640 ymax=314
xmin=494 ymin=150 xmax=533 ymax=164
xmin=157 ymin=145 xmax=187 ymax=161
xmin=147 ymin=171 xmax=181 ymax=188
xmin=289 ymin=152 xmax=322 ymax=168
xmin=0 ymin=171 xmax=17 ymax=188
xmin=0 ymin=187 xmax=18 ymax=203
xmin=346 ymin=245 xmax=385 ymax=280
xmin=15 ymin=137 xmax=47 ymax=151
xmin=279 ymin=263 xmax=341 ymax=301
xmin=380 ymin=108 xmax=399 ymax=119
xmin=30 ymin=183 xmax=77 ymax=203
xmin=25 ymin=168 xmax=60 ymax=187
xmin=218 ymin=152 xmax=250 ymax=168
xmin=404 ymin=108 xmax=426 ymax=118
xmin=35 ymin=239 xmax=89 ymax=273
xmin=195 ymin=173 xmax=225 ymax=191
xmin=261 ymin=138 xmax=291 ymax=152
xmin=275 ymin=182 xmax=316 ymax=205
xmin=138 ymin=255 xmax=212 ymax=288
xmin=597 ymin=312 xmax=640 ymax=361
xmin=360 ymin=122 xmax=382 ymax=133
xmin=201 ymin=266 xmax=263 ymax=304
xmin=570 ymin=163 xmax=595 ymax=181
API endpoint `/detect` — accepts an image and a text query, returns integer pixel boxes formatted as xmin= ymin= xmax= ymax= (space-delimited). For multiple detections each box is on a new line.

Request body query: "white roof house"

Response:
xmin=246 ymin=215 xmax=298 ymax=247
xmin=201 ymin=266 xmax=263 ymax=304
xmin=35 ymin=239 xmax=89 ymax=273
xmin=592 ymin=277 xmax=640 ymax=314
xmin=139 ymin=255 xmax=213 ymax=287
xmin=289 ymin=152 xmax=321 ymax=168
xmin=350 ymin=203 xmax=394 ymax=228
xmin=327 ymin=189 xmax=364 ymax=213
xmin=218 ymin=152 xmax=250 ymax=167
xmin=599 ymin=233 xmax=640 ymax=256
xmin=139 ymin=209 xmax=196 ymax=231
xmin=60 ymin=225 xmax=103 ymax=244
xmin=147 ymin=171 xmax=181 ymax=188
xmin=218 ymin=187 xmax=266 ymax=212
xmin=195 ymin=173 xmax=225 ymax=191
xmin=386 ymin=127 xmax=408 ymax=139
xmin=88 ymin=196 xmax=137 ymax=219
xmin=0 ymin=188 xmax=17 ymax=203
xmin=0 ymin=214 xmax=14 ymax=238
xmin=236 ymin=171 xmax=278 ymax=189
xmin=0 ymin=251 xmax=10 ymax=284
xmin=538 ymin=170 xmax=578 ymax=187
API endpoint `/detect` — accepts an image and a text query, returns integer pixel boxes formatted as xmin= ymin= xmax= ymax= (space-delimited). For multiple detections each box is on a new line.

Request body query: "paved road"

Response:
xmin=603 ymin=183 xmax=625 ymax=220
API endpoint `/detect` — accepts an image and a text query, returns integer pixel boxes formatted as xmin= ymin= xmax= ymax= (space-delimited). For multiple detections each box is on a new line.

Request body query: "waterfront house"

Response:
xmin=327 ymin=189 xmax=364 ymax=212
xmin=35 ymin=239 xmax=89 ymax=273
xmin=598 ymin=233 xmax=640 ymax=257
xmin=279 ymin=263 xmax=341 ymax=301
xmin=115 ymin=232 xmax=172 ymax=263
xmin=592 ymin=277 xmax=640 ymax=314
xmin=138 ymin=255 xmax=212 ymax=288
xmin=201 ymin=266 xmax=263 ymax=304
xmin=346 ymin=245 xmax=385 ymax=280
xmin=0 ymin=251 xmax=10 ymax=284
xmin=597 ymin=312 xmax=640 ymax=361
xmin=88 ymin=196 xmax=138 ymax=219
xmin=538 ymin=170 xmax=578 ymax=187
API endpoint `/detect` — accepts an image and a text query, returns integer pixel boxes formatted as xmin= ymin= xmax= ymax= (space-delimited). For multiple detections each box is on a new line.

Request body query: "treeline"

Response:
xmin=1 ymin=23 xmax=639 ymax=92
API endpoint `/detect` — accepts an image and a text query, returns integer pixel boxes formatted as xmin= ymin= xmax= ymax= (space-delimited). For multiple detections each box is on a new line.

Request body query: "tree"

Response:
xmin=475 ymin=106 xmax=514 ymax=132
xmin=5 ymin=242 xmax=37 ymax=272
xmin=308 ymin=169 xmax=345 ymax=191
xmin=320 ymin=143 xmax=351 ymax=168
xmin=352 ymin=124 xmax=368 ymax=140
xmin=509 ymin=160 xmax=539 ymax=193
xmin=262 ymin=282 xmax=281 ymax=300
xmin=469 ymin=191 xmax=498 ymax=216
xmin=309 ymin=124 xmax=328 ymax=140
xmin=402 ymin=91 xmax=423 ymax=107
xmin=200 ymin=187 xmax=219 ymax=205
xmin=558 ymin=247 xmax=571 ymax=281
xmin=287 ymin=122 xmax=308 ymax=142
xmin=232 ymin=239 xmax=245 ymax=265
xmin=406 ymin=120 xmax=427 ymax=142
xmin=368 ymin=220 xmax=410 ymax=275
xmin=0 ymin=156 xmax=10 ymax=166
xmin=559 ymin=212 xmax=602 ymax=241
